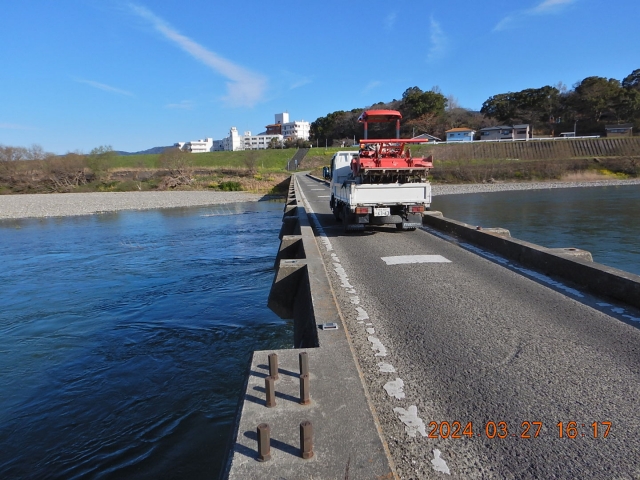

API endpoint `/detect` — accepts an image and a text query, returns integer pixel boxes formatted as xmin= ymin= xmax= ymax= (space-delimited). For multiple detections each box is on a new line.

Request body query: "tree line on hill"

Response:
xmin=310 ymin=69 xmax=640 ymax=145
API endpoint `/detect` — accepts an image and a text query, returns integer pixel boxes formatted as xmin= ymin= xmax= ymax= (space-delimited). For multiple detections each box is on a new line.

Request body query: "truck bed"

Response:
xmin=333 ymin=182 xmax=431 ymax=206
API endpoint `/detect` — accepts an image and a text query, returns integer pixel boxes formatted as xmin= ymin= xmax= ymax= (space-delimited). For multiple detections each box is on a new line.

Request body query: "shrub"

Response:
xmin=218 ymin=181 xmax=242 ymax=191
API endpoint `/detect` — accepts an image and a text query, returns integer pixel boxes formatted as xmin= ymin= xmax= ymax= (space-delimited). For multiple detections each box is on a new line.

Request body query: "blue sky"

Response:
xmin=1 ymin=0 xmax=638 ymax=154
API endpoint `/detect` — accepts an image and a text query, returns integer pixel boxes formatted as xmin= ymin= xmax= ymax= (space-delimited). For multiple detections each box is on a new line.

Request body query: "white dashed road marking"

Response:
xmin=384 ymin=378 xmax=405 ymax=399
xmin=368 ymin=336 xmax=387 ymax=356
xmin=431 ymin=449 xmax=451 ymax=475
xmin=393 ymin=406 xmax=427 ymax=437
xmin=378 ymin=362 xmax=396 ymax=373
xmin=298 ymin=176 xmax=452 ymax=471
xmin=381 ymin=255 xmax=451 ymax=265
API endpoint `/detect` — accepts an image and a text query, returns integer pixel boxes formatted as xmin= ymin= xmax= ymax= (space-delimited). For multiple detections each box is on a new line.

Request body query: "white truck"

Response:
xmin=329 ymin=110 xmax=434 ymax=232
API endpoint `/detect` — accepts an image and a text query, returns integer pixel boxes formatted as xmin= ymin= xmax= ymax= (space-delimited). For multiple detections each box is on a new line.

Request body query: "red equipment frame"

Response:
xmin=352 ymin=110 xmax=433 ymax=177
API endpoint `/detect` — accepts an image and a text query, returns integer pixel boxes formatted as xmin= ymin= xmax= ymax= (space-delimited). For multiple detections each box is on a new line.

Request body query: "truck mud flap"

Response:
xmin=369 ymin=215 xmax=403 ymax=225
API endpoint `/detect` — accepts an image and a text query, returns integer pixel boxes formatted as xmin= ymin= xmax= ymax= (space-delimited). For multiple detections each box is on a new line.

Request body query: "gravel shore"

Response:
xmin=0 ymin=191 xmax=265 ymax=220
xmin=1 ymin=178 xmax=639 ymax=220
xmin=431 ymin=178 xmax=640 ymax=196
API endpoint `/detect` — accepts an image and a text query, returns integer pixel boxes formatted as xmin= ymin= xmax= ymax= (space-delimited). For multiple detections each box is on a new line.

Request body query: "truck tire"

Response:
xmin=342 ymin=206 xmax=350 ymax=233
xmin=333 ymin=207 xmax=341 ymax=222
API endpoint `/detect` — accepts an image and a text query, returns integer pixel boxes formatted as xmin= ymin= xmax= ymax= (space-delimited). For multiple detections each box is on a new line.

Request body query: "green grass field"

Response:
xmin=111 ymin=149 xmax=297 ymax=171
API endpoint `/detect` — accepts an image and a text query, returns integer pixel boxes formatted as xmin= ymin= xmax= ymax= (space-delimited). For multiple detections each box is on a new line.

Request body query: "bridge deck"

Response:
xmin=295 ymin=173 xmax=640 ymax=479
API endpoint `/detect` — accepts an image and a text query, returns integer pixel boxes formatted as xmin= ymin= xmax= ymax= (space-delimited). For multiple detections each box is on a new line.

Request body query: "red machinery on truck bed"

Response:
xmin=351 ymin=110 xmax=434 ymax=182
xmin=329 ymin=109 xmax=435 ymax=232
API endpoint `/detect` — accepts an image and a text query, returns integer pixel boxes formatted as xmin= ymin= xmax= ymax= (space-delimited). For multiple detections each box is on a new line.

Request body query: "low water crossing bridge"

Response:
xmin=225 ymin=173 xmax=640 ymax=479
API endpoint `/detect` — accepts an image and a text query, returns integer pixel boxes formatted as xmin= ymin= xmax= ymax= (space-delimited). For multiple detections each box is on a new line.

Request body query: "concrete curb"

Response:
xmin=223 ymin=175 xmax=396 ymax=479
xmin=423 ymin=212 xmax=640 ymax=309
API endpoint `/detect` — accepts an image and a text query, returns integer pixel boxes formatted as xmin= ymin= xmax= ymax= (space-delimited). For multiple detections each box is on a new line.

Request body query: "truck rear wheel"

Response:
xmin=342 ymin=206 xmax=351 ymax=233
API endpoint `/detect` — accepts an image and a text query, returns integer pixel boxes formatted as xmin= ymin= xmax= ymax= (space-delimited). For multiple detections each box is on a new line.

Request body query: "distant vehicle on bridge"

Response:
xmin=329 ymin=110 xmax=434 ymax=232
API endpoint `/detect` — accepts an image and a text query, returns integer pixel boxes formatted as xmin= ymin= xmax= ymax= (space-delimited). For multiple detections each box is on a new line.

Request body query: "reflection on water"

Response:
xmin=0 ymin=201 xmax=291 ymax=479
xmin=431 ymin=184 xmax=640 ymax=276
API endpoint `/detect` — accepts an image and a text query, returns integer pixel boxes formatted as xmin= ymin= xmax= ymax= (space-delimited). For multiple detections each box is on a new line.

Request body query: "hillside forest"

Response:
xmin=310 ymin=69 xmax=640 ymax=145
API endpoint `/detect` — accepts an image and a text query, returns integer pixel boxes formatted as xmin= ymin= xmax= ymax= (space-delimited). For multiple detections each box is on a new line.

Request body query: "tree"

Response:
xmin=401 ymin=87 xmax=447 ymax=119
xmin=622 ymin=69 xmax=640 ymax=91
xmin=158 ymin=147 xmax=194 ymax=188
xmin=87 ymin=145 xmax=116 ymax=181
xmin=243 ymin=150 xmax=258 ymax=173
xmin=267 ymin=137 xmax=282 ymax=149
xmin=481 ymin=93 xmax=517 ymax=122
xmin=572 ymin=76 xmax=623 ymax=122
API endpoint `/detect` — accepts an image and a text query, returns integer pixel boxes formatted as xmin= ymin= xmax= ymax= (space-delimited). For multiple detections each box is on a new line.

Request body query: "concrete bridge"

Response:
xmin=224 ymin=173 xmax=640 ymax=479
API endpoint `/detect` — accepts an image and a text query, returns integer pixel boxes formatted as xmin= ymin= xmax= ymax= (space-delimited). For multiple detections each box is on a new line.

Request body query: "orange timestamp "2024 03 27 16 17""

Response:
xmin=426 ymin=421 xmax=611 ymax=439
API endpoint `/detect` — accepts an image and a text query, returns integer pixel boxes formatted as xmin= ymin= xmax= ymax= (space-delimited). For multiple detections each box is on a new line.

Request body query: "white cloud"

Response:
xmin=362 ymin=80 xmax=382 ymax=94
xmin=75 ymin=78 xmax=134 ymax=96
xmin=385 ymin=12 xmax=397 ymax=31
xmin=129 ymin=3 xmax=267 ymax=107
xmin=165 ymin=100 xmax=194 ymax=109
xmin=427 ymin=17 xmax=447 ymax=62
xmin=531 ymin=0 xmax=576 ymax=13
xmin=494 ymin=0 xmax=577 ymax=31
xmin=289 ymin=76 xmax=312 ymax=90
xmin=493 ymin=14 xmax=516 ymax=32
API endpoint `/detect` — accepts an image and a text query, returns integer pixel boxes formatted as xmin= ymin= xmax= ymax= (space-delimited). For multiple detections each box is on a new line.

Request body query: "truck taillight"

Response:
xmin=409 ymin=205 xmax=425 ymax=213
xmin=355 ymin=207 xmax=371 ymax=214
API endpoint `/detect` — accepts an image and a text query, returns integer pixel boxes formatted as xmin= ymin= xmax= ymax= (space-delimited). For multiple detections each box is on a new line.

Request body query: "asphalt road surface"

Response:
xmin=295 ymin=173 xmax=640 ymax=479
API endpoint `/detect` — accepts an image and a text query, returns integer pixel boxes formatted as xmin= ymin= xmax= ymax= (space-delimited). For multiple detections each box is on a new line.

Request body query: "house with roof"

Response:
xmin=479 ymin=124 xmax=530 ymax=141
xmin=412 ymin=133 xmax=442 ymax=143
xmin=445 ymin=127 xmax=475 ymax=142
xmin=605 ymin=124 xmax=633 ymax=137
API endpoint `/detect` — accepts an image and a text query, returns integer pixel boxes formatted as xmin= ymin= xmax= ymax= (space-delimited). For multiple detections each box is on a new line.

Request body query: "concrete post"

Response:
xmin=257 ymin=423 xmax=271 ymax=462
xmin=300 ymin=421 xmax=314 ymax=459
xmin=265 ymin=376 xmax=276 ymax=408
xmin=268 ymin=353 xmax=279 ymax=380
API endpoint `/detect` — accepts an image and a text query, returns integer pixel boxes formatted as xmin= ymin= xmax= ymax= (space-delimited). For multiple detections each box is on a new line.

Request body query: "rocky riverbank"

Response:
xmin=2 ymin=178 xmax=639 ymax=220
xmin=0 ymin=191 xmax=266 ymax=220
xmin=431 ymin=178 xmax=640 ymax=196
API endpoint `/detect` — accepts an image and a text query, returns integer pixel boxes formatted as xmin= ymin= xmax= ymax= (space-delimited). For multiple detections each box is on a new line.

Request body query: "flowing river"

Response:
xmin=0 ymin=201 xmax=291 ymax=479
xmin=431 ymin=183 xmax=640 ymax=276
xmin=1 ymin=184 xmax=638 ymax=478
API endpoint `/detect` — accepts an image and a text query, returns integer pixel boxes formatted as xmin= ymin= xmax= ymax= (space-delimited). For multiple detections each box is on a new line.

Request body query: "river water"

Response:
xmin=431 ymin=183 xmax=640 ymax=276
xmin=1 ymin=185 xmax=639 ymax=478
xmin=0 ymin=201 xmax=291 ymax=479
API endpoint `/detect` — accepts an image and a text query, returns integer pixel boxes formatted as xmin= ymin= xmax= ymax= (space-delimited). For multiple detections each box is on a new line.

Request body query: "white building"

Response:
xmin=242 ymin=131 xmax=283 ymax=150
xmin=175 ymin=112 xmax=308 ymax=153
xmin=223 ymin=127 xmax=244 ymax=151
xmin=174 ymin=137 xmax=213 ymax=153
xmin=445 ymin=127 xmax=475 ymax=142
xmin=282 ymin=120 xmax=310 ymax=141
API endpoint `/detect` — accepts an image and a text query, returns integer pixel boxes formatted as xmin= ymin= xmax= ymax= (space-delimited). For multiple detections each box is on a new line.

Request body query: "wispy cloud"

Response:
xmin=165 ymin=100 xmax=194 ymax=109
xmin=289 ymin=76 xmax=312 ymax=90
xmin=427 ymin=16 xmax=447 ymax=62
xmin=384 ymin=12 xmax=397 ymax=31
xmin=75 ymin=78 xmax=134 ymax=96
xmin=362 ymin=80 xmax=382 ymax=95
xmin=128 ymin=3 xmax=267 ymax=107
xmin=494 ymin=0 xmax=577 ymax=31
xmin=531 ymin=0 xmax=576 ymax=13
xmin=0 ymin=123 xmax=34 ymax=130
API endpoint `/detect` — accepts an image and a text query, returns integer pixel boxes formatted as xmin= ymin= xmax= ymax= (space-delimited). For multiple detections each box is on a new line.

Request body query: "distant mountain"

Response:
xmin=115 ymin=146 xmax=172 ymax=156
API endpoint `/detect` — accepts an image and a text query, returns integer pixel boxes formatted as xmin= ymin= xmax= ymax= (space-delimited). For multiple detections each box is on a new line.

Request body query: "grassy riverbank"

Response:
xmin=0 ymin=149 xmax=296 ymax=195
xmin=309 ymin=138 xmax=640 ymax=184
xmin=2 ymin=139 xmax=638 ymax=195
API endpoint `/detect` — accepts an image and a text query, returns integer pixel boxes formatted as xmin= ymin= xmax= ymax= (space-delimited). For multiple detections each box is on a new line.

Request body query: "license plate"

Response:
xmin=374 ymin=208 xmax=390 ymax=217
